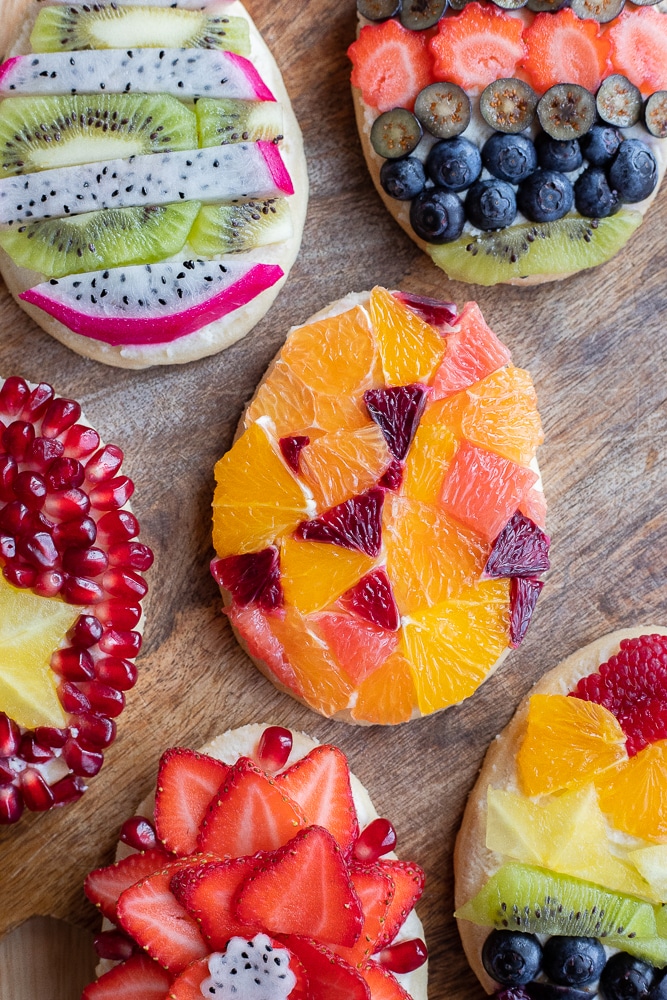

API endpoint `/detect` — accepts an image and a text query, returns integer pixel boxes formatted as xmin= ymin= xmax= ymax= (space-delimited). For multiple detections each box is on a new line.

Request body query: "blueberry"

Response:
xmin=535 ymin=133 xmax=583 ymax=173
xmin=574 ymin=167 xmax=620 ymax=218
xmin=650 ymin=971 xmax=667 ymax=1000
xmin=525 ymin=984 xmax=597 ymax=1000
xmin=518 ymin=169 xmax=574 ymax=223
xmin=608 ymin=138 xmax=658 ymax=203
xmin=426 ymin=136 xmax=482 ymax=191
xmin=409 ymin=187 xmax=465 ymax=243
xmin=542 ymin=936 xmax=606 ymax=987
xmin=380 ymin=157 xmax=426 ymax=200
xmin=599 ymin=952 xmax=654 ymax=1000
xmin=482 ymin=930 xmax=543 ymax=986
xmin=482 ymin=133 xmax=538 ymax=183
xmin=465 ymin=178 xmax=516 ymax=230
xmin=581 ymin=124 xmax=622 ymax=166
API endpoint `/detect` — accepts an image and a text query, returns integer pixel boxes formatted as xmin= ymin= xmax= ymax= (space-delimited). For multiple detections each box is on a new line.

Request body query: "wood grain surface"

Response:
xmin=1 ymin=2 xmax=667 ymax=998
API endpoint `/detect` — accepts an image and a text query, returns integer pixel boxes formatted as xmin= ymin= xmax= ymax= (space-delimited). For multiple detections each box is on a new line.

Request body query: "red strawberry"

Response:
xmin=522 ymin=9 xmax=610 ymax=95
xmin=116 ymin=860 xmax=209 ymax=974
xmin=171 ymin=856 xmax=263 ymax=950
xmin=197 ymin=756 xmax=306 ymax=857
xmin=331 ymin=864 xmax=395 ymax=967
xmin=281 ymin=935 xmax=371 ymax=1000
xmin=360 ymin=962 xmax=413 ymax=1000
xmin=275 ymin=745 xmax=359 ymax=851
xmin=348 ymin=19 xmax=433 ymax=113
xmin=236 ymin=826 xmax=364 ymax=947
xmin=430 ymin=3 xmax=525 ymax=93
xmin=375 ymin=861 xmax=425 ymax=948
xmin=81 ymin=954 xmax=170 ymax=1000
xmin=608 ymin=7 xmax=667 ymax=95
xmin=84 ymin=848 xmax=171 ymax=923
xmin=166 ymin=957 xmax=210 ymax=1000
xmin=154 ymin=747 xmax=229 ymax=856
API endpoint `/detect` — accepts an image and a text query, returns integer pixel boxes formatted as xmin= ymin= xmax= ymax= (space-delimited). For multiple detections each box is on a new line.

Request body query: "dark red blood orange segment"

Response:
xmin=84 ymin=848 xmax=172 ymax=923
xmin=280 ymin=435 xmax=311 ymax=474
xmin=295 ymin=488 xmax=385 ymax=557
xmin=340 ymin=568 xmax=401 ymax=631
xmin=364 ymin=385 xmax=428 ymax=462
xmin=484 ymin=511 xmax=551 ymax=579
xmin=275 ymin=745 xmax=359 ymax=851
xmin=154 ymin=747 xmax=229 ymax=856
xmin=210 ymin=546 xmax=283 ymax=610
xmin=348 ymin=18 xmax=433 ymax=113
xmin=509 ymin=576 xmax=544 ymax=648
xmin=394 ymin=291 xmax=457 ymax=330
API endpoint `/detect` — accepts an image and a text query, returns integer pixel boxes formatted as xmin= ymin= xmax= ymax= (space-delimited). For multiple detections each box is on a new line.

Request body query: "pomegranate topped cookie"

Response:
xmin=454 ymin=628 xmax=667 ymax=1000
xmin=82 ymin=723 xmax=429 ymax=999
xmin=211 ymin=288 xmax=549 ymax=724
xmin=0 ymin=376 xmax=151 ymax=823
xmin=0 ymin=0 xmax=307 ymax=368
xmin=349 ymin=1 xmax=667 ymax=285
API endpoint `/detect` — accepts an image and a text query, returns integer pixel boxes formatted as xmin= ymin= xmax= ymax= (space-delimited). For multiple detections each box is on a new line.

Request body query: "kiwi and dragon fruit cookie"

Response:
xmin=349 ymin=1 xmax=667 ymax=285
xmin=454 ymin=628 xmax=667 ymax=1000
xmin=0 ymin=0 xmax=308 ymax=368
xmin=82 ymin=723 xmax=429 ymax=999
xmin=0 ymin=376 xmax=152 ymax=824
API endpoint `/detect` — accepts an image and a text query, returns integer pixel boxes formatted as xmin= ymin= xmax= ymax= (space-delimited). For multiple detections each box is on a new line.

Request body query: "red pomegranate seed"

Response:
xmin=96 ymin=510 xmax=139 ymax=542
xmin=119 ymin=815 xmax=158 ymax=851
xmin=43 ymin=487 xmax=90 ymax=520
xmin=45 ymin=456 xmax=84 ymax=492
xmin=34 ymin=569 xmax=65 ymax=597
xmin=95 ymin=656 xmax=138 ymax=691
xmin=3 ymin=562 xmax=37 ymax=588
xmin=95 ymin=599 xmax=141 ymax=629
xmin=51 ymin=773 xmax=86 ymax=805
xmin=77 ymin=682 xmax=125 ymax=718
xmin=67 ymin=614 xmax=103 ymax=649
xmin=19 ymin=734 xmax=54 ymax=763
xmin=89 ymin=476 xmax=134 ymax=511
xmin=18 ymin=530 xmax=59 ymax=569
xmin=0 ymin=761 xmax=15 ymax=784
xmin=0 ymin=500 xmax=30 ymax=535
xmin=53 ymin=516 xmax=97 ymax=551
xmin=353 ymin=818 xmax=398 ymax=862
xmin=25 ymin=436 xmax=64 ymax=472
xmin=34 ymin=726 xmax=68 ymax=749
xmin=21 ymin=382 xmax=54 ymax=421
xmin=0 ymin=783 xmax=24 ymax=824
xmin=98 ymin=629 xmax=141 ymax=659
xmin=103 ymin=567 xmax=148 ymax=600
xmin=0 ymin=534 xmax=16 ymax=560
xmin=85 ymin=444 xmax=124 ymax=483
xmin=0 ymin=377 xmax=29 ymax=418
xmin=94 ymin=930 xmax=135 ymax=961
xmin=26 ymin=509 xmax=54 ymax=534
xmin=13 ymin=471 xmax=47 ymax=510
xmin=71 ymin=711 xmax=117 ymax=747
xmin=20 ymin=769 xmax=55 ymax=811
xmin=108 ymin=541 xmax=154 ymax=571
xmin=41 ymin=398 xmax=81 ymax=439
xmin=257 ymin=726 xmax=293 ymax=771
xmin=376 ymin=939 xmax=428 ymax=974
xmin=58 ymin=680 xmax=91 ymax=714
xmin=51 ymin=647 xmax=95 ymax=681
xmin=0 ymin=455 xmax=17 ymax=500
xmin=3 ymin=420 xmax=35 ymax=461
xmin=0 ymin=713 xmax=19 ymax=756
xmin=63 ymin=424 xmax=100 ymax=458
xmin=63 ymin=546 xmax=109 ymax=577
xmin=61 ymin=574 xmax=104 ymax=605
xmin=63 ymin=738 xmax=104 ymax=776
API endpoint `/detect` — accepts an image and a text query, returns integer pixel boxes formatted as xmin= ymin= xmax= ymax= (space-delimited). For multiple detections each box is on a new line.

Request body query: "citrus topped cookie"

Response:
xmin=211 ymin=288 xmax=549 ymax=724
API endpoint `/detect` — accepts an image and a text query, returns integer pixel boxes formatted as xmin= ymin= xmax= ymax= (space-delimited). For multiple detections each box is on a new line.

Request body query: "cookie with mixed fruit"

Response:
xmin=0 ymin=0 xmax=308 ymax=368
xmin=349 ymin=0 xmax=667 ymax=285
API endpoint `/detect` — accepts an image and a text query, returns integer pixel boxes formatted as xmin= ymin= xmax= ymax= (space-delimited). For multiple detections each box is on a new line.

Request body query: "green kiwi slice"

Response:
xmin=428 ymin=210 xmax=642 ymax=285
xmin=188 ymin=199 xmax=292 ymax=255
xmin=196 ymin=99 xmax=284 ymax=147
xmin=605 ymin=935 xmax=667 ymax=969
xmin=0 ymin=201 xmax=201 ymax=278
xmin=0 ymin=94 xmax=197 ymax=177
xmin=30 ymin=5 xmax=250 ymax=56
xmin=455 ymin=864 xmax=657 ymax=938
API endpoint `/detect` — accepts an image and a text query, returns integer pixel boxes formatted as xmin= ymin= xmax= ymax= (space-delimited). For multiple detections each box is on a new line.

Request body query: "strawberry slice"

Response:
xmin=375 ymin=860 xmax=426 ymax=948
xmin=236 ymin=826 xmax=364 ymax=947
xmin=330 ymin=864 xmax=395 ymax=967
xmin=197 ymin=756 xmax=306 ymax=857
xmin=431 ymin=301 xmax=511 ymax=400
xmin=523 ymin=9 xmax=610 ymax=95
xmin=608 ymin=8 xmax=667 ymax=96
xmin=360 ymin=962 xmax=413 ymax=1000
xmin=166 ymin=957 xmax=210 ymax=1000
xmin=281 ymin=935 xmax=371 ymax=1000
xmin=430 ymin=3 xmax=525 ymax=93
xmin=154 ymin=747 xmax=229 ymax=856
xmin=171 ymin=855 xmax=263 ymax=950
xmin=116 ymin=859 xmax=209 ymax=974
xmin=84 ymin=848 xmax=171 ymax=923
xmin=81 ymin=954 xmax=170 ymax=1000
xmin=348 ymin=19 xmax=433 ymax=114
xmin=275 ymin=745 xmax=359 ymax=851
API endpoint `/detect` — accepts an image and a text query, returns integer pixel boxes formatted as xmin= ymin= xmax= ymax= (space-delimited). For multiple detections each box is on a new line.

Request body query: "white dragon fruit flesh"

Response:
xmin=200 ymin=935 xmax=297 ymax=1000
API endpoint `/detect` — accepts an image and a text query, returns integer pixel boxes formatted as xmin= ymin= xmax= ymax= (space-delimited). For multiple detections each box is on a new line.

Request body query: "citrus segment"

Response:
xmin=351 ymin=651 xmax=418 ymax=725
xmin=459 ymin=366 xmax=544 ymax=466
xmin=226 ymin=604 xmax=303 ymax=699
xmin=402 ymin=422 xmax=458 ymax=504
xmin=313 ymin=611 xmax=398 ymax=684
xmin=246 ymin=362 xmax=317 ymax=439
xmin=281 ymin=306 xmax=378 ymax=396
xmin=280 ymin=537 xmax=376 ymax=616
xmin=517 ymin=694 xmax=629 ymax=797
xmin=432 ymin=302 xmax=512 ymax=399
xmin=518 ymin=486 xmax=547 ymax=531
xmin=300 ymin=425 xmax=391 ymax=509
xmin=369 ymin=286 xmax=446 ymax=386
xmin=597 ymin=740 xmax=667 ymax=842
xmin=400 ymin=579 xmax=510 ymax=714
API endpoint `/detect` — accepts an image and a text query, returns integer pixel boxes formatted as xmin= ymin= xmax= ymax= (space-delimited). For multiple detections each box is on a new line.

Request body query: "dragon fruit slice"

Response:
xmin=20 ymin=259 xmax=284 ymax=346
xmin=0 ymin=49 xmax=275 ymax=101
xmin=0 ymin=143 xmax=293 ymax=226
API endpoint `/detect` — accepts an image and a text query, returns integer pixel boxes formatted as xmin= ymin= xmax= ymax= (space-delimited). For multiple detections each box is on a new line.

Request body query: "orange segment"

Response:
xmin=300 ymin=424 xmax=391 ymax=509
xmin=459 ymin=366 xmax=544 ymax=466
xmin=517 ymin=694 xmax=629 ymax=798
xmin=432 ymin=301 xmax=512 ymax=399
xmin=369 ymin=286 xmax=446 ymax=386
xmin=312 ymin=393 xmax=370 ymax=435
xmin=351 ymin=650 xmax=418 ymax=725
xmin=402 ymin=422 xmax=458 ymax=504
xmin=312 ymin=611 xmax=398 ymax=684
xmin=245 ymin=361 xmax=317 ymax=439
xmin=598 ymin=741 xmax=667 ymax=842
xmin=281 ymin=306 xmax=378 ymax=396
xmin=212 ymin=423 xmax=313 ymax=558
xmin=280 ymin=536 xmax=376 ymax=615
xmin=400 ymin=579 xmax=510 ymax=714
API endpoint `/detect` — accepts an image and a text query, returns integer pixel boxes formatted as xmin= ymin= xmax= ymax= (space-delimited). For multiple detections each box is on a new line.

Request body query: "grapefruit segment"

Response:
xmin=431 ymin=302 xmax=511 ymax=399
xmin=226 ymin=604 xmax=303 ymax=699
xmin=369 ymin=287 xmax=446 ymax=387
xmin=280 ymin=537 xmax=376 ymax=616
xmin=313 ymin=611 xmax=398 ymax=685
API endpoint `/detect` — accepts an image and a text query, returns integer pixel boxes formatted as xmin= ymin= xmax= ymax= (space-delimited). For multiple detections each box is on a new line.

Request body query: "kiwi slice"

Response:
xmin=415 ymin=83 xmax=471 ymax=139
xmin=645 ymin=92 xmax=667 ymax=138
xmin=480 ymin=79 xmax=538 ymax=134
xmin=0 ymin=93 xmax=197 ymax=178
xmin=371 ymin=109 xmax=422 ymax=158
xmin=570 ymin=0 xmax=624 ymax=21
xmin=188 ymin=199 xmax=292 ymax=255
xmin=30 ymin=5 xmax=250 ymax=55
xmin=596 ymin=74 xmax=643 ymax=128
xmin=455 ymin=864 xmax=657 ymax=938
xmin=537 ymin=84 xmax=596 ymax=140
xmin=0 ymin=200 xmax=200 ymax=278
xmin=428 ymin=210 xmax=642 ymax=285
xmin=196 ymin=99 xmax=284 ymax=147
xmin=605 ymin=936 xmax=667 ymax=969
xmin=400 ymin=0 xmax=447 ymax=29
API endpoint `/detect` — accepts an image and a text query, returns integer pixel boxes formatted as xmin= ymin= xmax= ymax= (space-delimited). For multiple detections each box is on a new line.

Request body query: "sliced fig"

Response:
xmin=645 ymin=91 xmax=667 ymax=138
xmin=570 ymin=0 xmax=624 ymax=22
xmin=414 ymin=82 xmax=471 ymax=139
xmin=480 ymin=79 xmax=538 ymax=134
xmin=357 ymin=0 xmax=402 ymax=19
xmin=400 ymin=0 xmax=447 ymax=29
xmin=596 ymin=74 xmax=642 ymax=128
xmin=370 ymin=108 xmax=422 ymax=159
xmin=537 ymin=84 xmax=596 ymax=141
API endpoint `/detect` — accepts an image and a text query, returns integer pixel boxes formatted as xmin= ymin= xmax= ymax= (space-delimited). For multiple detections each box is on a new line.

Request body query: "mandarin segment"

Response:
xmin=280 ymin=537 xmax=376 ymax=616
xmin=300 ymin=424 xmax=391 ymax=509
xmin=245 ymin=362 xmax=317 ymax=439
xmin=597 ymin=740 xmax=667 ymax=842
xmin=402 ymin=421 xmax=458 ymax=504
xmin=281 ymin=306 xmax=378 ymax=396
xmin=459 ymin=366 xmax=544 ymax=466
xmin=351 ymin=651 xmax=418 ymax=725
xmin=369 ymin=286 xmax=446 ymax=386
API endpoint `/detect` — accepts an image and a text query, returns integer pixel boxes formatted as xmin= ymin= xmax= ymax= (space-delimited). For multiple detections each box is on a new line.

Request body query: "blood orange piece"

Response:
xmin=210 ymin=546 xmax=283 ymax=611
xmin=295 ymin=488 xmax=385 ymax=557
xmin=348 ymin=19 xmax=433 ymax=113
xmin=280 ymin=435 xmax=310 ymax=474
xmin=484 ymin=512 xmax=551 ymax=579
xmin=340 ymin=568 xmax=400 ymax=632
xmin=518 ymin=486 xmax=547 ymax=531
xmin=364 ymin=385 xmax=428 ymax=462
xmin=608 ymin=8 xmax=667 ymax=95
xmin=430 ymin=3 xmax=526 ymax=93
xmin=431 ymin=301 xmax=511 ymax=400
xmin=509 ymin=576 xmax=544 ymax=648
xmin=523 ymin=9 xmax=611 ymax=95
xmin=394 ymin=291 xmax=457 ymax=330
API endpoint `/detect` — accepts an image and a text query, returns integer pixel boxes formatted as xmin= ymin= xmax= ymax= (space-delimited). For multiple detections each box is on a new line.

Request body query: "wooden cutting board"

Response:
xmin=2 ymin=2 xmax=667 ymax=997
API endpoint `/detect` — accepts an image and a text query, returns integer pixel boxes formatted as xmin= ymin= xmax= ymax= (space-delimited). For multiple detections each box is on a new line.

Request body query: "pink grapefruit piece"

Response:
xmin=431 ymin=302 xmax=512 ymax=400
xmin=313 ymin=611 xmax=399 ymax=684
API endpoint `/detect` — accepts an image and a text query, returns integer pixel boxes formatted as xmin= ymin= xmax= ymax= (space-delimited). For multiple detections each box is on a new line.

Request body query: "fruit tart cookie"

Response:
xmin=0 ymin=375 xmax=152 ymax=823
xmin=211 ymin=288 xmax=550 ymax=724
xmin=0 ymin=0 xmax=308 ymax=368
xmin=82 ymin=723 xmax=429 ymax=999
xmin=455 ymin=628 xmax=667 ymax=999
xmin=348 ymin=1 xmax=667 ymax=285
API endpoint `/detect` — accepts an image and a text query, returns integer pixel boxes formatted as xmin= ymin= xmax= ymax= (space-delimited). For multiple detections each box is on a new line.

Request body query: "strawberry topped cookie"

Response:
xmin=82 ymin=723 xmax=429 ymax=999
xmin=349 ymin=1 xmax=667 ymax=285
xmin=211 ymin=288 xmax=549 ymax=724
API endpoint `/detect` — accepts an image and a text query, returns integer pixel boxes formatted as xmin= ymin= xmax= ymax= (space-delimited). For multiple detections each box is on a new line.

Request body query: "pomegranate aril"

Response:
xmin=53 ymin=516 xmax=97 ymax=551
xmin=51 ymin=773 xmax=86 ymax=805
xmin=379 ymin=459 xmax=404 ymax=491
xmin=85 ymin=444 xmax=124 ymax=483
xmin=34 ymin=569 xmax=65 ymax=597
xmin=94 ymin=930 xmax=135 ymax=961
xmin=0 ymin=761 xmax=15 ymax=784
xmin=353 ymin=818 xmax=397 ymax=863
xmin=364 ymin=384 xmax=429 ymax=461
xmin=21 ymin=382 xmax=54 ymax=421
xmin=119 ymin=815 xmax=158 ymax=851
xmin=19 ymin=734 xmax=54 ymax=763
xmin=0 ymin=713 xmax=20 ymax=756
xmin=45 ymin=456 xmax=84 ymax=491
xmin=3 ymin=563 xmax=37 ymax=588
xmin=96 ymin=509 xmax=139 ymax=542
xmin=279 ymin=435 xmax=310 ymax=474
xmin=34 ymin=726 xmax=68 ymax=749
xmin=509 ymin=576 xmax=543 ymax=648
xmin=51 ymin=647 xmax=95 ymax=681
xmin=257 ymin=726 xmax=293 ymax=771
xmin=77 ymin=682 xmax=125 ymax=718
xmin=95 ymin=656 xmax=138 ymax=691
xmin=63 ymin=423 xmax=100 ymax=458
xmin=95 ymin=599 xmax=141 ymax=629
xmin=18 ymin=530 xmax=58 ymax=569
xmin=71 ymin=711 xmax=117 ymax=748
xmin=296 ymin=488 xmax=385 ymax=557
xmin=41 ymin=398 xmax=81 ymax=438
xmin=0 ymin=377 xmax=29 ymax=418
xmin=63 ymin=738 xmax=104 ymax=776
xmin=58 ymin=680 xmax=92 ymax=714
xmin=63 ymin=546 xmax=109 ymax=577
xmin=103 ymin=568 xmax=148 ymax=600
xmin=20 ymin=769 xmax=55 ymax=811
xmin=25 ymin=436 xmax=64 ymax=472
xmin=89 ymin=476 xmax=134 ymax=511
xmin=0 ymin=783 xmax=24 ymax=824
xmin=67 ymin=614 xmax=103 ymax=649
xmin=3 ymin=420 xmax=34 ymax=461
xmin=0 ymin=455 xmax=17 ymax=500
xmin=0 ymin=534 xmax=16 ymax=560
xmin=13 ymin=471 xmax=47 ymax=510
xmin=394 ymin=290 xmax=457 ymax=328
xmin=62 ymin=574 xmax=104 ymax=605
xmin=43 ymin=487 xmax=90 ymax=520
xmin=377 ymin=939 xmax=428 ymax=974
xmin=211 ymin=547 xmax=283 ymax=611
xmin=0 ymin=500 xmax=30 ymax=535
xmin=108 ymin=541 xmax=154 ymax=571
xmin=98 ymin=628 xmax=142 ymax=658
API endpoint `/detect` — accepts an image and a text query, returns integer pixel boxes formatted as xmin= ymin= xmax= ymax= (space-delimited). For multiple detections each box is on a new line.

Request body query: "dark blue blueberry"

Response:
xmin=525 ymin=984 xmax=595 ymax=1000
xmin=482 ymin=930 xmax=543 ymax=986
xmin=518 ymin=169 xmax=574 ymax=223
xmin=649 ymin=971 xmax=667 ymax=1000
xmin=409 ymin=187 xmax=465 ymax=243
xmin=535 ymin=133 xmax=582 ymax=173
xmin=542 ymin=936 xmax=606 ymax=987
xmin=599 ymin=952 xmax=654 ymax=1000
xmin=482 ymin=133 xmax=538 ymax=183
xmin=380 ymin=156 xmax=426 ymax=200
xmin=608 ymin=138 xmax=658 ymax=202
xmin=465 ymin=178 xmax=516 ymax=230
xmin=574 ymin=167 xmax=620 ymax=218
xmin=426 ymin=136 xmax=482 ymax=192
xmin=581 ymin=124 xmax=622 ymax=166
